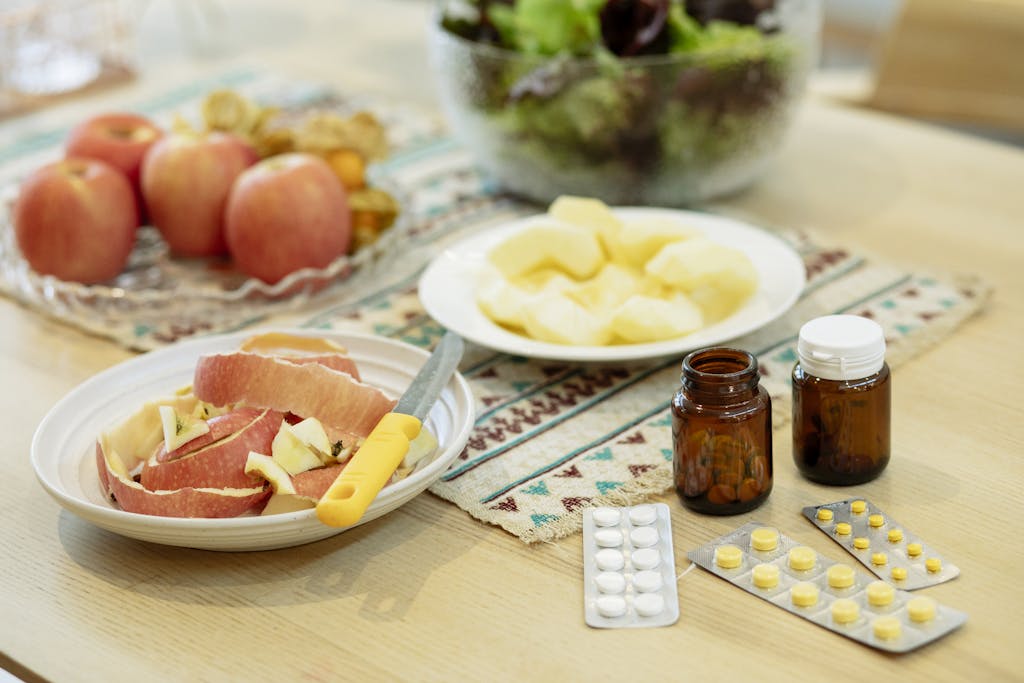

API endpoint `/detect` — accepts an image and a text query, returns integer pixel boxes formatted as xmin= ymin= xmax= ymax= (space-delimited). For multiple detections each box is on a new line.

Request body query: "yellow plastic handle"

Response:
xmin=316 ymin=412 xmax=422 ymax=528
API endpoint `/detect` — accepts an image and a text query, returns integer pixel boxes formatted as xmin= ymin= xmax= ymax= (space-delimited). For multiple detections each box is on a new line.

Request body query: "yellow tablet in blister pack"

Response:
xmin=803 ymin=500 xmax=960 ymax=590
xmin=686 ymin=522 xmax=967 ymax=654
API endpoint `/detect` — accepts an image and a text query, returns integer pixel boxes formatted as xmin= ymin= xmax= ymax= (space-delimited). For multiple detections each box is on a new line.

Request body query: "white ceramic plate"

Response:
xmin=31 ymin=330 xmax=475 ymax=551
xmin=419 ymin=208 xmax=806 ymax=362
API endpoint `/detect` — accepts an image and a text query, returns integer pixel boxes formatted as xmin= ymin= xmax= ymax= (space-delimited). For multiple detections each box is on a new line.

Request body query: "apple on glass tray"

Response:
xmin=141 ymin=130 xmax=259 ymax=257
xmin=12 ymin=157 xmax=138 ymax=284
xmin=225 ymin=153 xmax=352 ymax=285
xmin=64 ymin=112 xmax=164 ymax=221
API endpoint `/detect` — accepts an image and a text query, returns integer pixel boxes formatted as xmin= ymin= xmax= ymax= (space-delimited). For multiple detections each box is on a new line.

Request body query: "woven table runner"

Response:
xmin=300 ymin=141 xmax=990 ymax=543
xmin=0 ymin=71 xmax=990 ymax=543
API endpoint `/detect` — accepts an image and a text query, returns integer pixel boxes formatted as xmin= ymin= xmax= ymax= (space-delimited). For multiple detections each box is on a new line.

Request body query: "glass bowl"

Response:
xmin=429 ymin=0 xmax=821 ymax=206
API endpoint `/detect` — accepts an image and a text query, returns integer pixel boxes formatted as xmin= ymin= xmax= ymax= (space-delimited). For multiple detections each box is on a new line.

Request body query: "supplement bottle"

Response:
xmin=792 ymin=315 xmax=890 ymax=485
xmin=672 ymin=347 xmax=772 ymax=514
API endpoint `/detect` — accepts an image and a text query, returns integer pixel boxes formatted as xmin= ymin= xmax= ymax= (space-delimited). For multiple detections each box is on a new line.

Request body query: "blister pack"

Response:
xmin=803 ymin=499 xmax=960 ymax=590
xmin=582 ymin=504 xmax=680 ymax=628
xmin=687 ymin=522 xmax=966 ymax=653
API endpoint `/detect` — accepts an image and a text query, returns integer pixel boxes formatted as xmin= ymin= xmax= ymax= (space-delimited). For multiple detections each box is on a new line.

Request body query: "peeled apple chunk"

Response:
xmin=548 ymin=194 xmax=623 ymax=257
xmin=611 ymin=294 xmax=704 ymax=343
xmin=522 ymin=294 xmax=613 ymax=346
xmin=615 ymin=217 xmax=701 ymax=268
xmin=644 ymin=239 xmax=758 ymax=294
xmin=487 ymin=221 xmax=605 ymax=280
xmin=567 ymin=262 xmax=642 ymax=314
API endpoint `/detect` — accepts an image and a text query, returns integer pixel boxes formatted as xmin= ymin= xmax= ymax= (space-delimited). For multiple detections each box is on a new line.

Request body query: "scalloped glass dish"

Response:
xmin=0 ymin=178 xmax=410 ymax=349
xmin=30 ymin=329 xmax=475 ymax=551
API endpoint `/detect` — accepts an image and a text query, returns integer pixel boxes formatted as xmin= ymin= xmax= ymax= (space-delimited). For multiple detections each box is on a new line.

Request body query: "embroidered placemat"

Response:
xmin=298 ymin=142 xmax=990 ymax=544
xmin=0 ymin=70 xmax=991 ymax=543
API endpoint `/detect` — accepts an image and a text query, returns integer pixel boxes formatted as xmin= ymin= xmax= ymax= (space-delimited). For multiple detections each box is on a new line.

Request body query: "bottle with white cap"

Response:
xmin=792 ymin=315 xmax=891 ymax=485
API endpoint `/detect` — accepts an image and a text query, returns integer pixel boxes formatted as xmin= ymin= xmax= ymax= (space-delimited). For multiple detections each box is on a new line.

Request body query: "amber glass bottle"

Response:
xmin=672 ymin=347 xmax=772 ymax=515
xmin=792 ymin=315 xmax=891 ymax=485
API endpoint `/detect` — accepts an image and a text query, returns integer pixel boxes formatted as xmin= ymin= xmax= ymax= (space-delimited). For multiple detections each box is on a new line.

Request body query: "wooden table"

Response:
xmin=2 ymin=2 xmax=1022 ymax=681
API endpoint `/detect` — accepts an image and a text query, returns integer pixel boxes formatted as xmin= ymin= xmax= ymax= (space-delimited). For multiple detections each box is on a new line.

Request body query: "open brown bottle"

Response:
xmin=672 ymin=347 xmax=772 ymax=515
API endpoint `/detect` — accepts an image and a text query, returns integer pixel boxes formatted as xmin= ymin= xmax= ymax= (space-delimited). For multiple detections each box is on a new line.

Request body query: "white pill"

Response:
xmin=594 ymin=572 xmax=627 ymax=594
xmin=594 ymin=529 xmax=623 ymax=548
xmin=630 ymin=527 xmax=659 ymax=548
xmin=596 ymin=595 xmax=628 ymax=618
xmin=595 ymin=548 xmax=625 ymax=572
xmin=629 ymin=505 xmax=657 ymax=526
xmin=592 ymin=507 xmax=621 ymax=527
xmin=634 ymin=593 xmax=665 ymax=617
xmin=632 ymin=570 xmax=664 ymax=593
xmin=631 ymin=548 xmax=661 ymax=570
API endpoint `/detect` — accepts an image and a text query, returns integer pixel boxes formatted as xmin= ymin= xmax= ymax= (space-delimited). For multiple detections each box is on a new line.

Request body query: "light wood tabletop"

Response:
xmin=2 ymin=2 xmax=1022 ymax=681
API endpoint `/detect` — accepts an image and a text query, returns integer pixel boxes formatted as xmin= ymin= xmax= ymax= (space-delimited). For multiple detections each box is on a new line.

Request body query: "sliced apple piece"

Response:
xmin=244 ymin=452 xmax=296 ymax=495
xmin=611 ymin=293 xmax=704 ymax=343
xmin=487 ymin=222 xmax=604 ymax=280
xmin=567 ymin=262 xmax=643 ymax=314
xmin=158 ymin=405 xmax=211 ymax=453
xmin=522 ymin=293 xmax=613 ymax=346
xmin=403 ymin=426 xmax=438 ymax=471
xmin=272 ymin=422 xmax=324 ymax=475
xmin=476 ymin=268 xmax=535 ymax=329
xmin=289 ymin=417 xmax=332 ymax=459
xmin=644 ymin=239 xmax=758 ymax=294
xmin=260 ymin=493 xmax=316 ymax=516
xmin=548 ymin=195 xmax=622 ymax=258
xmin=617 ymin=216 xmax=701 ymax=267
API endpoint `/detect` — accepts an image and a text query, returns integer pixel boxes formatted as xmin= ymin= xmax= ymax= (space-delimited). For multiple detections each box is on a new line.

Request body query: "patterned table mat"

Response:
xmin=0 ymin=70 xmax=990 ymax=543
xmin=299 ymin=140 xmax=990 ymax=544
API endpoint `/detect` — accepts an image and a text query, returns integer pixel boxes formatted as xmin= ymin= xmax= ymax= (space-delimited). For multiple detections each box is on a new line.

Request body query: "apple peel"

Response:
xmin=96 ymin=440 xmax=269 ymax=518
xmin=193 ymin=352 xmax=395 ymax=437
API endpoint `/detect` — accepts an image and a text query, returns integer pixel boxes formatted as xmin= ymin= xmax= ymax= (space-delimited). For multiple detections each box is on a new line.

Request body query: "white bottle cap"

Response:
xmin=797 ymin=315 xmax=886 ymax=381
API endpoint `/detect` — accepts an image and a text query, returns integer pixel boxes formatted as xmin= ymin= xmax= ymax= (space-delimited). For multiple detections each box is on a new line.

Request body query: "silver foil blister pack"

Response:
xmin=803 ymin=499 xmax=960 ymax=590
xmin=687 ymin=522 xmax=966 ymax=653
xmin=582 ymin=504 xmax=679 ymax=628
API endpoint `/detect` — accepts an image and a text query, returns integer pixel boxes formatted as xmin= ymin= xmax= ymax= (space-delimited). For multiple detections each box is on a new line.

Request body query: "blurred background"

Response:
xmin=2 ymin=0 xmax=1022 ymax=146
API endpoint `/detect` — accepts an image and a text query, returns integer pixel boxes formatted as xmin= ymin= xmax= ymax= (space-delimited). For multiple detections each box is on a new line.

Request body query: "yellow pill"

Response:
xmin=891 ymin=567 xmax=908 ymax=581
xmin=853 ymin=537 xmax=871 ymax=550
xmin=715 ymin=544 xmax=743 ymax=569
xmin=869 ymin=514 xmax=885 ymax=528
xmin=866 ymin=580 xmax=895 ymax=606
xmin=791 ymin=582 xmax=819 ymax=607
xmin=835 ymin=522 xmax=852 ymax=536
xmin=827 ymin=563 xmax=856 ymax=589
xmin=907 ymin=596 xmax=938 ymax=623
xmin=907 ymin=542 xmax=923 ymax=557
xmin=831 ymin=598 xmax=860 ymax=624
xmin=851 ymin=500 xmax=867 ymax=514
xmin=871 ymin=552 xmax=888 ymax=566
xmin=887 ymin=528 xmax=904 ymax=543
xmin=925 ymin=557 xmax=943 ymax=573
xmin=873 ymin=615 xmax=902 ymax=640
xmin=788 ymin=546 xmax=817 ymax=571
xmin=750 ymin=527 xmax=779 ymax=552
xmin=752 ymin=563 xmax=780 ymax=589
xmin=816 ymin=508 xmax=834 ymax=522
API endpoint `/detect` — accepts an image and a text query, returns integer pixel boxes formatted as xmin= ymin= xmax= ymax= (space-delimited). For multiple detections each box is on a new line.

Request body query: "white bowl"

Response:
xmin=30 ymin=330 xmax=475 ymax=551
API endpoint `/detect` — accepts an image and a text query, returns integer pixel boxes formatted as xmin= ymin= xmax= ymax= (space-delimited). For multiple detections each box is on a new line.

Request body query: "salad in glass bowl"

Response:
xmin=430 ymin=0 xmax=821 ymax=206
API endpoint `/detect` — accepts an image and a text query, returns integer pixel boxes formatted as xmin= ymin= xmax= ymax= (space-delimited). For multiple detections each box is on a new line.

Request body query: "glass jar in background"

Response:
xmin=672 ymin=347 xmax=773 ymax=515
xmin=792 ymin=314 xmax=890 ymax=485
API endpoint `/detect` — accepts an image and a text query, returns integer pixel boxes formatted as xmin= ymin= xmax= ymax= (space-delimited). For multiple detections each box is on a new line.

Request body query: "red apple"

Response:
xmin=13 ymin=157 xmax=137 ymax=283
xmin=65 ymin=112 xmax=163 ymax=220
xmin=141 ymin=131 xmax=258 ymax=257
xmin=155 ymin=406 xmax=267 ymax=464
xmin=224 ymin=153 xmax=351 ymax=284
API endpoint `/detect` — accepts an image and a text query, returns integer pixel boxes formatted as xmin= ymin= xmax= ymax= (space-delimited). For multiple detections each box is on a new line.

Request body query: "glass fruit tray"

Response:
xmin=0 ymin=176 xmax=411 ymax=350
